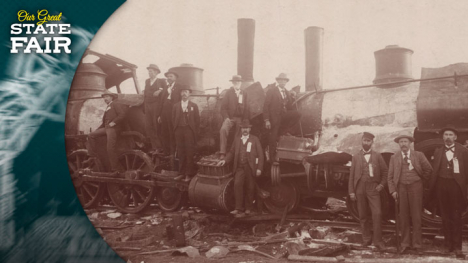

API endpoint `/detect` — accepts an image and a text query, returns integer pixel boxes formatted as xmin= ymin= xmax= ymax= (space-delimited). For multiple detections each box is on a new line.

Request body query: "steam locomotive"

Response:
xmin=65 ymin=19 xmax=468 ymax=227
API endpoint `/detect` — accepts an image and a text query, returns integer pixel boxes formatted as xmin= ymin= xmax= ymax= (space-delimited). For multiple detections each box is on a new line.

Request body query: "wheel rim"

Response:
xmin=107 ymin=151 xmax=155 ymax=214
xmin=157 ymin=187 xmax=186 ymax=212
xmin=264 ymin=181 xmax=300 ymax=214
xmin=416 ymin=139 xmax=468 ymax=227
xmin=68 ymin=149 xmax=105 ymax=209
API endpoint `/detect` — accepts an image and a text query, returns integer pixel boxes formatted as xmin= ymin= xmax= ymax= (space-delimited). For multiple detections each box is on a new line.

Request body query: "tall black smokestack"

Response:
xmin=237 ymin=18 xmax=255 ymax=86
xmin=304 ymin=27 xmax=323 ymax=91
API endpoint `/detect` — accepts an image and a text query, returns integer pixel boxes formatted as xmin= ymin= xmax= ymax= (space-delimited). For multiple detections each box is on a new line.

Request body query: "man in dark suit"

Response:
xmin=218 ymin=119 xmax=264 ymax=217
xmin=156 ymin=71 xmax=182 ymax=157
xmin=88 ymin=92 xmax=127 ymax=171
xmin=428 ymin=127 xmax=468 ymax=256
xmin=388 ymin=134 xmax=433 ymax=254
xmin=263 ymin=73 xmax=301 ymax=162
xmin=219 ymin=75 xmax=249 ymax=159
xmin=348 ymin=132 xmax=388 ymax=250
xmin=143 ymin=64 xmax=166 ymax=153
xmin=172 ymin=87 xmax=200 ymax=181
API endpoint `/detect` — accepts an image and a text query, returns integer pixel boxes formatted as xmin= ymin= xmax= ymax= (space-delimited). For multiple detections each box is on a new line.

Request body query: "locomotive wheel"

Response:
xmin=345 ymin=189 xmax=391 ymax=222
xmin=263 ymin=181 xmax=300 ymax=214
xmin=271 ymin=162 xmax=281 ymax=186
xmin=416 ymin=139 xmax=468 ymax=227
xmin=107 ymin=150 xmax=155 ymax=214
xmin=157 ymin=187 xmax=187 ymax=212
xmin=68 ymin=149 xmax=105 ymax=209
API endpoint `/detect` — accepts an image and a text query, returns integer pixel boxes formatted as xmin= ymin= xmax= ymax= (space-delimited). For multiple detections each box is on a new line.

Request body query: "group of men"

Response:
xmin=349 ymin=128 xmax=468 ymax=256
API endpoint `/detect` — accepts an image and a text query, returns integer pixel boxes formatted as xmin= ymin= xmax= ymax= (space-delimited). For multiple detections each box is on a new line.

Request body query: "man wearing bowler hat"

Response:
xmin=219 ymin=75 xmax=249 ymax=160
xmin=172 ymin=86 xmax=199 ymax=181
xmin=156 ymin=71 xmax=182 ymax=159
xmin=218 ymin=119 xmax=264 ymax=218
xmin=428 ymin=127 xmax=468 ymax=256
xmin=88 ymin=91 xmax=127 ymax=172
xmin=388 ymin=133 xmax=432 ymax=254
xmin=144 ymin=64 xmax=166 ymax=153
xmin=348 ymin=132 xmax=388 ymax=250
xmin=263 ymin=73 xmax=301 ymax=162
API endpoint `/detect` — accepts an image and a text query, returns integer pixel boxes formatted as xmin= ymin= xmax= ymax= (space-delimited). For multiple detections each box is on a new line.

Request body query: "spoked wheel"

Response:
xmin=107 ymin=150 xmax=155 ymax=214
xmin=68 ymin=149 xmax=105 ymax=209
xmin=157 ymin=187 xmax=187 ymax=212
xmin=263 ymin=181 xmax=300 ymax=214
xmin=416 ymin=139 xmax=468 ymax=227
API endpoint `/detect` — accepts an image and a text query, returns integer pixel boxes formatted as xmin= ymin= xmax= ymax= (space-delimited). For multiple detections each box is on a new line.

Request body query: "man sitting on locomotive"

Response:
xmin=263 ymin=73 xmax=301 ymax=162
xmin=88 ymin=91 xmax=127 ymax=172
xmin=218 ymin=119 xmax=264 ymax=218
xmin=219 ymin=75 xmax=249 ymax=160
xmin=172 ymin=87 xmax=200 ymax=182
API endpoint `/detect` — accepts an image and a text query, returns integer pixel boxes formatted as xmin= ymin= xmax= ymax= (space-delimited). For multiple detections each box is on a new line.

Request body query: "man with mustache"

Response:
xmin=218 ymin=119 xmax=264 ymax=218
xmin=428 ymin=127 xmax=468 ymax=257
xmin=388 ymin=134 xmax=432 ymax=254
xmin=348 ymin=132 xmax=388 ymax=250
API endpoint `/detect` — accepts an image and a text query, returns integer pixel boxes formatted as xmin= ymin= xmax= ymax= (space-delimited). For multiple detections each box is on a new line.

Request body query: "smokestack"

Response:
xmin=237 ymin=18 xmax=255 ymax=86
xmin=304 ymin=27 xmax=323 ymax=91
xmin=373 ymin=45 xmax=413 ymax=85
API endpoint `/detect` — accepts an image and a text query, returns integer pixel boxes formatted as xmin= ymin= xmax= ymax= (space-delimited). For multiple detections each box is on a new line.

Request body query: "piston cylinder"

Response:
xmin=188 ymin=174 xmax=234 ymax=212
xmin=373 ymin=45 xmax=414 ymax=84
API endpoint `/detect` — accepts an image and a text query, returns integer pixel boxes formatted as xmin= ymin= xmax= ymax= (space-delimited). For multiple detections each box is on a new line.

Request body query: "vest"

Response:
xmin=400 ymin=154 xmax=420 ymax=184
xmin=361 ymin=154 xmax=377 ymax=183
xmin=439 ymin=154 xmax=455 ymax=179
xmin=238 ymin=139 xmax=249 ymax=167
xmin=177 ymin=108 xmax=189 ymax=127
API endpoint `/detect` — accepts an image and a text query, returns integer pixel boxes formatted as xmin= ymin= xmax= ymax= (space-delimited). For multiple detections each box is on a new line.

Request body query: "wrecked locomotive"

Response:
xmin=65 ymin=19 xmax=468 ymax=227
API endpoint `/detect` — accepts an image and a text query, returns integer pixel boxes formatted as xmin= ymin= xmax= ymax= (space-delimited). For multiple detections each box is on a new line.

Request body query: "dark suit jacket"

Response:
xmin=221 ymin=87 xmax=249 ymax=120
xmin=155 ymin=82 xmax=182 ymax=118
xmin=263 ymin=83 xmax=294 ymax=124
xmin=225 ymin=134 xmax=264 ymax=173
xmin=99 ymin=101 xmax=127 ymax=129
xmin=348 ymin=150 xmax=388 ymax=194
xmin=387 ymin=150 xmax=433 ymax=194
xmin=172 ymin=100 xmax=200 ymax=135
xmin=429 ymin=145 xmax=468 ymax=200
xmin=144 ymin=78 xmax=167 ymax=103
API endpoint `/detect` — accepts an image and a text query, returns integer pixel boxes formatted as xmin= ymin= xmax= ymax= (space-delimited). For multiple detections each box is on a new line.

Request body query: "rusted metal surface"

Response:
xmin=276 ymin=135 xmax=314 ymax=162
xmin=296 ymin=92 xmax=324 ymax=136
xmin=244 ymin=82 xmax=265 ymax=118
xmin=304 ymin=27 xmax=323 ymax=91
xmin=373 ymin=45 xmax=414 ymax=84
xmin=237 ymin=18 xmax=255 ymax=85
xmin=188 ymin=173 xmax=234 ymax=212
xmin=417 ymin=63 xmax=468 ymax=132
xmin=169 ymin=64 xmax=204 ymax=95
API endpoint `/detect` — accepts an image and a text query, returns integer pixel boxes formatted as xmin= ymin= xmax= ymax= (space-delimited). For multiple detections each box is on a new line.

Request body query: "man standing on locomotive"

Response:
xmin=428 ymin=127 xmax=468 ymax=257
xmin=156 ymin=71 xmax=182 ymax=159
xmin=143 ymin=64 xmax=166 ymax=154
xmin=263 ymin=73 xmax=301 ymax=162
xmin=348 ymin=132 xmax=387 ymax=250
xmin=219 ymin=75 xmax=249 ymax=160
xmin=388 ymin=134 xmax=432 ymax=254
xmin=88 ymin=91 xmax=127 ymax=172
xmin=218 ymin=119 xmax=264 ymax=217
xmin=172 ymin=86 xmax=200 ymax=182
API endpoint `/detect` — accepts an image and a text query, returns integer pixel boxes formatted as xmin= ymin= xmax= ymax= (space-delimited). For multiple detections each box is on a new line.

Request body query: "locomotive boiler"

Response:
xmin=65 ymin=18 xmax=468 ymax=227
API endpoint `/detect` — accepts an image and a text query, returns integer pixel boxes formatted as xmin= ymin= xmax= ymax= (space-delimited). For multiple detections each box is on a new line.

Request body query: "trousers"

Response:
xmin=160 ymin=107 xmax=176 ymax=155
xmin=398 ymin=180 xmax=423 ymax=248
xmin=145 ymin=101 xmax=161 ymax=150
xmin=175 ymin=126 xmax=195 ymax=176
xmin=356 ymin=180 xmax=383 ymax=245
xmin=220 ymin=117 xmax=241 ymax=154
xmin=88 ymin=127 xmax=119 ymax=171
xmin=268 ymin=110 xmax=301 ymax=161
xmin=234 ymin=165 xmax=255 ymax=211
xmin=437 ymin=177 xmax=463 ymax=251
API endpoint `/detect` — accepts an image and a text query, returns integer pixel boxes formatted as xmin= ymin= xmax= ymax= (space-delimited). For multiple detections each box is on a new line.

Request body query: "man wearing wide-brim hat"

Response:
xmin=387 ymin=133 xmax=432 ymax=254
xmin=348 ymin=132 xmax=388 ymax=250
xmin=172 ymin=86 xmax=200 ymax=181
xmin=155 ymin=71 xmax=182 ymax=159
xmin=219 ymin=75 xmax=250 ymax=160
xmin=88 ymin=91 xmax=127 ymax=172
xmin=263 ymin=73 xmax=301 ymax=161
xmin=143 ymin=63 xmax=166 ymax=153
xmin=428 ymin=126 xmax=468 ymax=257
xmin=218 ymin=119 xmax=264 ymax=217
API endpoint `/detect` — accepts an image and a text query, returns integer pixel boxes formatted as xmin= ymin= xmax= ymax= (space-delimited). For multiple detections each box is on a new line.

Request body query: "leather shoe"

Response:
xmin=399 ymin=247 xmax=409 ymax=254
xmin=219 ymin=153 xmax=225 ymax=160
xmin=362 ymin=240 xmax=372 ymax=247
xmin=376 ymin=243 xmax=386 ymax=251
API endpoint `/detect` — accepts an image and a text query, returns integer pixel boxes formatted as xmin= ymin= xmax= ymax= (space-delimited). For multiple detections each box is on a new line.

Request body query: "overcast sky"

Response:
xmin=88 ymin=0 xmax=468 ymax=93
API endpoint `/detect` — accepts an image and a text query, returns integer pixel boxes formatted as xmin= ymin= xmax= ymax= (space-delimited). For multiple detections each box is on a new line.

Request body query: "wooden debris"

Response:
xmin=233 ymin=245 xmax=276 ymax=259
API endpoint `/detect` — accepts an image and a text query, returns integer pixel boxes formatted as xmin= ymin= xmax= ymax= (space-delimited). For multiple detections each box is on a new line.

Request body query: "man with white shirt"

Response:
xmin=263 ymin=73 xmax=301 ymax=162
xmin=219 ymin=75 xmax=249 ymax=160
xmin=348 ymin=132 xmax=388 ymax=250
xmin=218 ymin=119 xmax=264 ymax=218
xmin=143 ymin=64 xmax=166 ymax=153
xmin=156 ymin=71 xmax=181 ymax=157
xmin=428 ymin=127 xmax=468 ymax=257
xmin=388 ymin=134 xmax=432 ymax=254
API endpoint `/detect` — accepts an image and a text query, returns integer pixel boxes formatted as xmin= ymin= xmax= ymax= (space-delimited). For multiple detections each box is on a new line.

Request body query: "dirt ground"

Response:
xmin=85 ymin=199 xmax=468 ymax=263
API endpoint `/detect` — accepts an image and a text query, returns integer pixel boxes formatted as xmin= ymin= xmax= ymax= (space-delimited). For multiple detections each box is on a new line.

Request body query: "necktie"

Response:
xmin=404 ymin=153 xmax=408 ymax=163
xmin=445 ymin=146 xmax=455 ymax=152
xmin=281 ymin=89 xmax=286 ymax=99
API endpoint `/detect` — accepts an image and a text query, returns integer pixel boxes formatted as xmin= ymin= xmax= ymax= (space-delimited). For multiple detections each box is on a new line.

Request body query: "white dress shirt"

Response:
xmin=167 ymin=82 xmax=174 ymax=99
xmin=181 ymin=100 xmax=189 ymax=112
xmin=277 ymin=84 xmax=286 ymax=99
xmin=150 ymin=77 xmax=157 ymax=86
xmin=362 ymin=149 xmax=371 ymax=163
xmin=402 ymin=150 xmax=411 ymax=163
xmin=241 ymin=135 xmax=249 ymax=144
xmin=445 ymin=144 xmax=455 ymax=161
